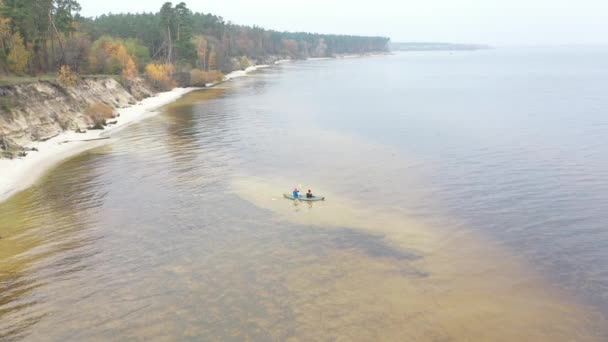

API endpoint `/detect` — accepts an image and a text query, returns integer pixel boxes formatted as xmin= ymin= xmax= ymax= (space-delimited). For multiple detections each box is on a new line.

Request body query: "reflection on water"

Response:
xmin=1 ymin=51 xmax=608 ymax=340
xmin=0 ymin=152 xmax=110 ymax=340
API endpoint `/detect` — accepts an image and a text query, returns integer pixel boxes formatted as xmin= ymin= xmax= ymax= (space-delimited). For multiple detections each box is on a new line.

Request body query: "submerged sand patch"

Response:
xmin=231 ymin=176 xmax=607 ymax=341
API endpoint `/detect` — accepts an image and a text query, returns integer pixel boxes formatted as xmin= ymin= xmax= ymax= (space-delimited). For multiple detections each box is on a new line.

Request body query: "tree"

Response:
xmin=122 ymin=57 xmax=137 ymax=78
xmin=193 ymin=35 xmax=207 ymax=70
xmin=174 ymin=2 xmax=195 ymax=64
xmin=159 ymin=2 xmax=174 ymax=63
xmin=31 ymin=0 xmax=54 ymax=71
xmin=239 ymin=56 xmax=249 ymax=70
xmin=88 ymin=35 xmax=140 ymax=76
xmin=0 ymin=17 xmax=11 ymax=69
xmin=57 ymin=64 xmax=78 ymax=86
xmin=145 ymin=62 xmax=174 ymax=90
xmin=208 ymin=47 xmax=217 ymax=71
xmin=54 ymin=0 xmax=81 ymax=35
xmin=124 ymin=38 xmax=151 ymax=71
xmin=282 ymin=39 xmax=298 ymax=58
xmin=63 ymin=31 xmax=91 ymax=71
xmin=7 ymin=32 xmax=29 ymax=74
xmin=0 ymin=0 xmax=390 ymax=76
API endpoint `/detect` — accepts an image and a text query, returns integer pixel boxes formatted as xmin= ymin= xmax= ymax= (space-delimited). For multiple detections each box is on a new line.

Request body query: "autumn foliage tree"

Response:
xmin=0 ymin=0 xmax=83 ymax=74
xmin=7 ymin=32 xmax=29 ymax=75
xmin=57 ymin=65 xmax=78 ymax=86
xmin=193 ymin=35 xmax=207 ymax=70
xmin=239 ymin=56 xmax=250 ymax=70
xmin=189 ymin=68 xmax=223 ymax=86
xmin=145 ymin=63 xmax=175 ymax=90
xmin=88 ymin=36 xmax=141 ymax=78
xmin=122 ymin=58 xmax=137 ymax=79
xmin=0 ymin=0 xmax=389 ymax=79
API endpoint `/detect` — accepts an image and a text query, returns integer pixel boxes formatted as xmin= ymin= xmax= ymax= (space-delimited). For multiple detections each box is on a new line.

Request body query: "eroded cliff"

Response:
xmin=0 ymin=77 xmax=154 ymax=151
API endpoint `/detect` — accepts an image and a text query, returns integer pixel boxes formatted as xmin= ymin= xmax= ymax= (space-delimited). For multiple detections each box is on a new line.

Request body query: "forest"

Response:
xmin=0 ymin=1 xmax=390 ymax=86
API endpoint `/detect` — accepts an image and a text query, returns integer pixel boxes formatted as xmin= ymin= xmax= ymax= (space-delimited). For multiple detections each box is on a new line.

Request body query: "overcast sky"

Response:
xmin=78 ymin=0 xmax=608 ymax=46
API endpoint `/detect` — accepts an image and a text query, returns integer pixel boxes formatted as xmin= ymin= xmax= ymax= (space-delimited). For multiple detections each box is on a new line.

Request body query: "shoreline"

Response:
xmin=0 ymin=52 xmax=387 ymax=203
xmin=0 ymin=65 xmax=269 ymax=203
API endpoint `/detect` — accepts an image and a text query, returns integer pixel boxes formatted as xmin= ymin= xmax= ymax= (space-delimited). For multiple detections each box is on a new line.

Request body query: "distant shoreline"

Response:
xmin=390 ymin=42 xmax=491 ymax=52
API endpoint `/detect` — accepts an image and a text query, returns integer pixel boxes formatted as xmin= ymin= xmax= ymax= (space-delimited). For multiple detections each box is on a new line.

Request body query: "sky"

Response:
xmin=78 ymin=0 xmax=608 ymax=46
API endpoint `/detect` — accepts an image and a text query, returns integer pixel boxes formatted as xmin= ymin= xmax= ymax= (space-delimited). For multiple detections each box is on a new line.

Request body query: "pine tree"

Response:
xmin=174 ymin=2 xmax=195 ymax=64
xmin=159 ymin=2 xmax=174 ymax=63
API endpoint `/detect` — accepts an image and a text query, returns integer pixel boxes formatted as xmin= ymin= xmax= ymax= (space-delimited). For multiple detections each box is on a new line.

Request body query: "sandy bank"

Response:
xmin=0 ymin=65 xmax=268 ymax=203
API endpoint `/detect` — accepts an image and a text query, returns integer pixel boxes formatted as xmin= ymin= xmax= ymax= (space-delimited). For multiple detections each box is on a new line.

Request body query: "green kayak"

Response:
xmin=283 ymin=193 xmax=325 ymax=201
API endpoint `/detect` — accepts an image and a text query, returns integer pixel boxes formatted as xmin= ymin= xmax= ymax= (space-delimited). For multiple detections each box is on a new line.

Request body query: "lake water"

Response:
xmin=1 ymin=48 xmax=608 ymax=340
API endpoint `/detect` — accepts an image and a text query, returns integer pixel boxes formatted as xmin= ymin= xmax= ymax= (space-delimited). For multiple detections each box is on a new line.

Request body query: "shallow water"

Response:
xmin=1 ymin=48 xmax=608 ymax=340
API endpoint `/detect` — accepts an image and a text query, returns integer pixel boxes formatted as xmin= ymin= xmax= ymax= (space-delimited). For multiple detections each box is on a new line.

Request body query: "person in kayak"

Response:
xmin=306 ymin=189 xmax=314 ymax=198
xmin=292 ymin=188 xmax=300 ymax=199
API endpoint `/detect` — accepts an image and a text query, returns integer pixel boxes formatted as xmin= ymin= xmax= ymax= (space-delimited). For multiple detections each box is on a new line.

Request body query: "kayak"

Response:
xmin=283 ymin=193 xmax=325 ymax=201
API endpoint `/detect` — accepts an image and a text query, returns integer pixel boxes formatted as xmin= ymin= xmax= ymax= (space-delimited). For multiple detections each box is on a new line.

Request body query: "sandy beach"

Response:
xmin=0 ymin=65 xmax=268 ymax=203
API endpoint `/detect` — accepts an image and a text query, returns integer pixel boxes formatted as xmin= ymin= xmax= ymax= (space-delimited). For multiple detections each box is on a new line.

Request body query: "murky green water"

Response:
xmin=2 ymin=50 xmax=608 ymax=340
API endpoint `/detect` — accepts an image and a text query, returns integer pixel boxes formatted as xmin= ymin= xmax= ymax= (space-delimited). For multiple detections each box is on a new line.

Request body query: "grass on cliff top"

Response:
xmin=0 ymin=74 xmax=118 ymax=87
xmin=0 ymin=74 xmax=56 ymax=86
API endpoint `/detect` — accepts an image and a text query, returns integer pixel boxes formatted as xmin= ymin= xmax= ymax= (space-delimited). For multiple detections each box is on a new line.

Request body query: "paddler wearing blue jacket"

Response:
xmin=292 ymin=188 xmax=300 ymax=199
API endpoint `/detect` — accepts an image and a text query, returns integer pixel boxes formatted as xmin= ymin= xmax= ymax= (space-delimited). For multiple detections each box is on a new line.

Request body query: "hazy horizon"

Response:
xmin=77 ymin=0 xmax=608 ymax=46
